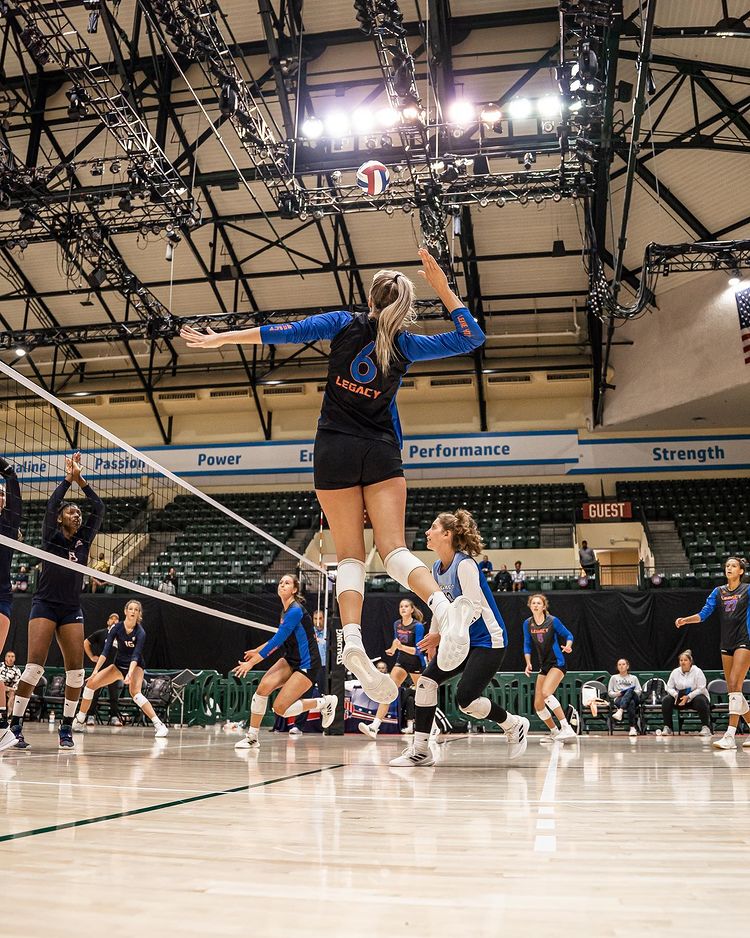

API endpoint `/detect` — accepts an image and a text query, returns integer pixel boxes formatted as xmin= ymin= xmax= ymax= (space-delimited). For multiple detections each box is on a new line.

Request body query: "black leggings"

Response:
xmin=662 ymin=693 xmax=710 ymax=728
xmin=415 ymin=646 xmax=506 ymax=734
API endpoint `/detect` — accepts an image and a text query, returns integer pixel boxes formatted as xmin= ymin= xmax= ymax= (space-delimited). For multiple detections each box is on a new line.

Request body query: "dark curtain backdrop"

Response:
xmin=4 ymin=590 xmax=721 ymax=674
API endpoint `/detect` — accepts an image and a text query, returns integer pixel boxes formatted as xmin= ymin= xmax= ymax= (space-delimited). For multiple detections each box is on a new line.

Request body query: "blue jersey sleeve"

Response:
xmin=260 ymin=311 xmax=352 ymax=345
xmin=79 ymin=484 xmax=105 ymax=543
xmin=101 ymin=622 xmax=121 ymax=660
xmin=698 ymin=588 xmax=719 ymax=621
xmin=397 ymin=307 xmax=484 ymax=362
xmin=552 ymin=616 xmax=574 ymax=644
xmin=523 ymin=619 xmax=532 ymax=655
xmin=258 ymin=604 xmax=303 ymax=659
xmin=43 ymin=480 xmax=71 ymax=542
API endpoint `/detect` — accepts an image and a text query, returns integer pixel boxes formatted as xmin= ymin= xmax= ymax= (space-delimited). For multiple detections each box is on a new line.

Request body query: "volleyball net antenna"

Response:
xmin=0 ymin=359 xmax=330 ymax=636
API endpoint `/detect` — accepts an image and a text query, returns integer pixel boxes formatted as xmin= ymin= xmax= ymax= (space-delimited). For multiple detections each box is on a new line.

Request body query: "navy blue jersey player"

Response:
xmin=677 ymin=556 xmax=750 ymax=750
xmin=182 ymin=249 xmax=480 ymax=707
xmin=233 ymin=575 xmax=338 ymax=750
xmin=9 ymin=452 xmax=104 ymax=751
xmin=358 ymin=597 xmax=426 ymax=740
xmin=390 ymin=510 xmax=529 ymax=767
xmin=0 ymin=457 xmax=22 ymax=753
xmin=73 ymin=599 xmax=168 ymax=737
xmin=523 ymin=594 xmax=576 ymax=743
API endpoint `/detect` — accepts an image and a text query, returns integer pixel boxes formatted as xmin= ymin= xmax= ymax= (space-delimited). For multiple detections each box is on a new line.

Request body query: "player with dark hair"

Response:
xmin=9 ymin=453 xmax=104 ymax=750
xmin=182 ymin=250 xmax=481 ymax=706
xmin=0 ymin=457 xmax=22 ymax=752
xmin=390 ymin=509 xmax=529 ymax=767
xmin=523 ymin=594 xmax=576 ymax=743
xmin=676 ymin=556 xmax=750 ymax=750
xmin=233 ymin=574 xmax=338 ymax=750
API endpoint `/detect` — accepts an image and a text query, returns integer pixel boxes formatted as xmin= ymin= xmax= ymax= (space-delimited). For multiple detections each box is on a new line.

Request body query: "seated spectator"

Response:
xmin=578 ymin=540 xmax=596 ymax=577
xmin=0 ymin=650 xmax=22 ymax=719
xmin=608 ymin=658 xmax=642 ymax=736
xmin=12 ymin=564 xmax=29 ymax=592
xmin=90 ymin=552 xmax=110 ymax=593
xmin=658 ymin=649 xmax=711 ymax=737
xmin=478 ymin=554 xmax=493 ymax=580
xmin=159 ymin=567 xmax=179 ymax=595
xmin=511 ymin=560 xmax=526 ymax=592
xmin=494 ymin=564 xmax=513 ymax=592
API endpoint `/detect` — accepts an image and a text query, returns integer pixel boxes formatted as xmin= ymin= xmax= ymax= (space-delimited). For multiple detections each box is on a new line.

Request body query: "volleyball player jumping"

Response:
xmin=0 ymin=457 xmax=22 ymax=753
xmin=182 ymin=249 xmax=481 ymax=704
xmin=10 ymin=453 xmax=104 ymax=750
xmin=233 ymin=574 xmax=337 ymax=750
xmin=676 ymin=556 xmax=750 ymax=750
xmin=390 ymin=509 xmax=529 ymax=767
xmin=73 ymin=599 xmax=168 ymax=737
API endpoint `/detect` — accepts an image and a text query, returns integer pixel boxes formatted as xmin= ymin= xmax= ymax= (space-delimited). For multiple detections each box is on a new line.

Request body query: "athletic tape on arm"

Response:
xmin=0 ymin=359 xmax=324 ymax=574
xmin=0 ymin=533 xmax=276 ymax=634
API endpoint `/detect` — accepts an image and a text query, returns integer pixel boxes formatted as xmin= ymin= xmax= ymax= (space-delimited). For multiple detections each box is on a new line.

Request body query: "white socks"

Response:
xmin=12 ymin=695 xmax=30 ymax=719
xmin=343 ymin=623 xmax=362 ymax=643
xmin=726 ymin=726 xmax=737 ymax=738
xmin=413 ymin=731 xmax=430 ymax=753
xmin=427 ymin=591 xmax=449 ymax=631
xmin=371 ymin=718 xmax=382 ymax=732
xmin=499 ymin=715 xmax=515 ymax=731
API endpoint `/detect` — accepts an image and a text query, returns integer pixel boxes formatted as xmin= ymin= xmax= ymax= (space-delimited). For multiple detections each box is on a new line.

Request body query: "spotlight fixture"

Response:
xmin=447 ymin=99 xmax=476 ymax=128
xmin=330 ymin=170 xmax=342 ymax=185
xmin=354 ymin=0 xmax=374 ymax=35
xmin=14 ymin=346 xmax=27 ymax=358
xmin=376 ymin=107 xmax=400 ymax=129
xmin=165 ymin=231 xmax=180 ymax=262
xmin=118 ymin=193 xmax=134 ymax=213
xmin=66 ymin=86 xmax=90 ymax=120
xmin=301 ymin=116 xmax=323 ymax=140
xmin=219 ymin=82 xmax=238 ymax=116
xmin=479 ymin=197 xmax=489 ymax=208
xmin=439 ymin=162 xmax=459 ymax=184
xmin=537 ymin=95 xmax=562 ymax=120
xmin=520 ymin=152 xmax=536 ymax=170
xmin=351 ymin=107 xmax=375 ymax=135
xmin=507 ymin=98 xmax=531 ymax=120
xmin=91 ymin=266 xmax=107 ymax=287
xmin=480 ymin=103 xmax=502 ymax=128
xmin=401 ymin=100 xmax=423 ymax=124
xmin=278 ymin=192 xmax=302 ymax=218
xmin=728 ymin=268 xmax=741 ymax=287
xmin=83 ymin=0 xmax=100 ymax=34
xmin=324 ymin=111 xmax=350 ymax=138
xmin=379 ymin=134 xmax=393 ymax=148
xmin=18 ymin=207 xmax=35 ymax=231
xmin=109 ymin=160 xmax=121 ymax=174
xmin=90 ymin=160 xmax=104 ymax=177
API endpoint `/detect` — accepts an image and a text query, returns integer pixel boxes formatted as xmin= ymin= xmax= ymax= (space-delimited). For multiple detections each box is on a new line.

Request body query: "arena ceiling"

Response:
xmin=1 ymin=1 xmax=749 ymax=441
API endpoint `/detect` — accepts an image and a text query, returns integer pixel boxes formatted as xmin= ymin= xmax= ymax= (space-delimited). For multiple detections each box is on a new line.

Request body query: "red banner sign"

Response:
xmin=582 ymin=501 xmax=633 ymax=521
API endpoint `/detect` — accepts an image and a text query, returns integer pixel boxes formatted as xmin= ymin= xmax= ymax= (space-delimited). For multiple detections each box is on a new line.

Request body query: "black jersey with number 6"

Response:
xmin=260 ymin=307 xmax=484 ymax=446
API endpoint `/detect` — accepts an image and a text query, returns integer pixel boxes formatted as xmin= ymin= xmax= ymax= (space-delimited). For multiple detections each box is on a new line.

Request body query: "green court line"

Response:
xmin=0 ymin=763 xmax=344 ymax=844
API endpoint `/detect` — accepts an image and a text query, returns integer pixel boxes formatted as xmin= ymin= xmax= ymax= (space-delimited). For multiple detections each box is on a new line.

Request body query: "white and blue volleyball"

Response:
xmin=356 ymin=160 xmax=390 ymax=196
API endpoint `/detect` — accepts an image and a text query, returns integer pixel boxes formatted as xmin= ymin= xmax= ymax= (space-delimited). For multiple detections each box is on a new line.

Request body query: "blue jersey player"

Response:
xmin=390 ymin=509 xmax=529 ymax=767
xmin=233 ymin=575 xmax=338 ymax=750
xmin=677 ymin=556 xmax=750 ymax=750
xmin=10 ymin=452 xmax=104 ymax=751
xmin=73 ymin=599 xmax=168 ymax=738
xmin=523 ymin=594 xmax=576 ymax=743
xmin=182 ymin=249 xmax=480 ymax=707
xmin=0 ymin=457 xmax=22 ymax=753
xmin=358 ymin=597 xmax=426 ymax=740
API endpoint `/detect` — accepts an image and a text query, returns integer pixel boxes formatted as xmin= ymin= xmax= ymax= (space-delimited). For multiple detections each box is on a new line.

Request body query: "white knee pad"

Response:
xmin=536 ymin=707 xmax=551 ymax=721
xmin=459 ymin=697 xmax=491 ymax=720
xmin=133 ymin=692 xmax=148 ymax=709
xmin=82 ymin=686 xmax=95 ymax=701
xmin=250 ymin=693 xmax=269 ymax=716
xmin=729 ymin=692 xmax=750 ymax=716
xmin=19 ymin=663 xmax=44 ymax=688
xmin=415 ymin=676 xmax=438 ymax=709
xmin=66 ymin=669 xmax=85 ymax=688
xmin=336 ymin=558 xmax=366 ymax=600
xmin=383 ymin=547 xmax=427 ymax=591
xmin=544 ymin=694 xmax=561 ymax=712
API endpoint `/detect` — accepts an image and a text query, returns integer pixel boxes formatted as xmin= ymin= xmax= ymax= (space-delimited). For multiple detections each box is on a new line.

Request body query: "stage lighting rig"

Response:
xmin=82 ymin=0 xmax=100 ymax=34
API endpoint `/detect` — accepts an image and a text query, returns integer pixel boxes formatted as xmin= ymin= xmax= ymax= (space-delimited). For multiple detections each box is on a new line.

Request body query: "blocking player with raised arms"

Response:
xmin=182 ymin=249 xmax=481 ymax=706
xmin=523 ymin=594 xmax=576 ymax=743
xmin=0 ymin=456 xmax=22 ymax=753
xmin=676 ymin=556 xmax=750 ymax=750
xmin=390 ymin=509 xmax=529 ymax=767
xmin=10 ymin=452 xmax=104 ymax=751
xmin=233 ymin=574 xmax=337 ymax=750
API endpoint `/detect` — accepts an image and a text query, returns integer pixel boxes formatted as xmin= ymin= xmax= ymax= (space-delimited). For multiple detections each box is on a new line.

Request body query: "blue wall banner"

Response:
xmin=6 ymin=431 xmax=749 ymax=484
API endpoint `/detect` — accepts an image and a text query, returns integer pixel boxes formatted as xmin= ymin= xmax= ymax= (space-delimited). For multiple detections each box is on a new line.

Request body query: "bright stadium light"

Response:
xmin=324 ymin=111 xmax=351 ymax=138
xmin=537 ymin=95 xmax=562 ymax=119
xmin=301 ymin=116 xmax=324 ymax=140
xmin=448 ymin=99 xmax=476 ymax=127
xmin=480 ymin=103 xmax=502 ymax=126
xmin=376 ymin=106 xmax=400 ymax=129
xmin=351 ymin=107 xmax=375 ymax=134
xmin=507 ymin=97 xmax=532 ymax=120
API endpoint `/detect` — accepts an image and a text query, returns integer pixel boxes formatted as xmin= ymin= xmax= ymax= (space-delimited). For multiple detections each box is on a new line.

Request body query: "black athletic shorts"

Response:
xmin=0 ymin=600 xmax=11 ymax=620
xmin=720 ymin=643 xmax=750 ymax=657
xmin=314 ymin=428 xmax=404 ymax=490
xmin=395 ymin=652 xmax=423 ymax=674
xmin=540 ymin=664 xmax=567 ymax=677
xmin=30 ymin=599 xmax=84 ymax=628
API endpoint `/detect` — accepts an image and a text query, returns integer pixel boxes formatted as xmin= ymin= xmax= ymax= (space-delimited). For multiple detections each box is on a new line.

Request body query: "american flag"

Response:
xmin=737 ymin=286 xmax=750 ymax=365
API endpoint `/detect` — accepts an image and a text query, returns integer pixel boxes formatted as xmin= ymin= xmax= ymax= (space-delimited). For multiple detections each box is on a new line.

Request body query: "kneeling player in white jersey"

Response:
xmin=391 ymin=509 xmax=529 ymax=767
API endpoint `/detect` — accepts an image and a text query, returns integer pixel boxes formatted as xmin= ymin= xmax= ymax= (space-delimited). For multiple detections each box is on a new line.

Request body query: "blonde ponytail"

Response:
xmin=369 ymin=269 xmax=417 ymax=376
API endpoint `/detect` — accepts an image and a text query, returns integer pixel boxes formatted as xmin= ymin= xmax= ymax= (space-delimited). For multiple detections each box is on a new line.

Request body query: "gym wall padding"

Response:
xmin=4 ymin=589 xmax=721 ymax=674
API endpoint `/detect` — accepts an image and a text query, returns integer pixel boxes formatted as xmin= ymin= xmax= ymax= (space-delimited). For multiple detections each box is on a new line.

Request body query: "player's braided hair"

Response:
xmin=436 ymin=508 xmax=485 ymax=557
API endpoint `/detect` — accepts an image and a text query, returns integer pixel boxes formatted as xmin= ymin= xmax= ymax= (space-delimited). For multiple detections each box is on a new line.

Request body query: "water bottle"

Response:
xmin=48 ymin=710 xmax=55 ymax=724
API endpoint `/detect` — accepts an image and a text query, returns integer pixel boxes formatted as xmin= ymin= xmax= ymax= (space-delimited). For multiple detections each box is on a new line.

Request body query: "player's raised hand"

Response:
xmin=417 ymin=247 xmax=449 ymax=293
xmin=180 ymin=325 xmax=226 ymax=349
